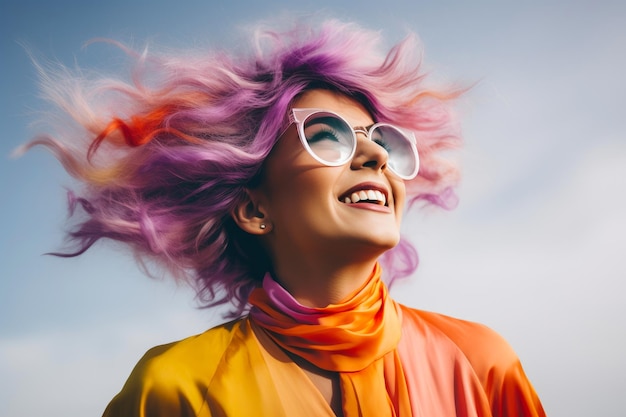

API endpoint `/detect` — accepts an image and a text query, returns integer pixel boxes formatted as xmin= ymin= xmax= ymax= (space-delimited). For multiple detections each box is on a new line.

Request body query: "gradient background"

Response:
xmin=2 ymin=1 xmax=625 ymax=416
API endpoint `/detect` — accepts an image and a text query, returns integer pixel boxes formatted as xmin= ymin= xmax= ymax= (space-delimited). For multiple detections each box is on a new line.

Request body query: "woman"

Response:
xmin=25 ymin=19 xmax=545 ymax=417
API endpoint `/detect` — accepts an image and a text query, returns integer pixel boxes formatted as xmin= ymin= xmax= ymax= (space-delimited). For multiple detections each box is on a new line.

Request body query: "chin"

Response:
xmin=379 ymin=237 xmax=401 ymax=251
xmin=356 ymin=233 xmax=401 ymax=253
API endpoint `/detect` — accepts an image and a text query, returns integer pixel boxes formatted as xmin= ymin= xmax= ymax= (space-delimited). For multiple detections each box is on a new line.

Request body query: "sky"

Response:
xmin=1 ymin=1 xmax=625 ymax=416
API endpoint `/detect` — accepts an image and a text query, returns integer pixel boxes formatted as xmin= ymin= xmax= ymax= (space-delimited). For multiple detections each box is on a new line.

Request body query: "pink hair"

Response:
xmin=20 ymin=19 xmax=462 ymax=317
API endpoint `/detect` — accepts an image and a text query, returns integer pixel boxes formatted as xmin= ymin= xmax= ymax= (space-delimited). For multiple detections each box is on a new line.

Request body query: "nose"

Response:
xmin=350 ymin=130 xmax=389 ymax=173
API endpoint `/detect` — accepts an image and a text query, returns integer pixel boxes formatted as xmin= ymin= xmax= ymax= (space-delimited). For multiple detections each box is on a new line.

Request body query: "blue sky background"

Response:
xmin=2 ymin=1 xmax=625 ymax=416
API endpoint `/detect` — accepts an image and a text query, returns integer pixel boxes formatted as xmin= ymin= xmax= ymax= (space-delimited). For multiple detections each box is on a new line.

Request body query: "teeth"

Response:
xmin=343 ymin=189 xmax=387 ymax=205
xmin=376 ymin=190 xmax=386 ymax=205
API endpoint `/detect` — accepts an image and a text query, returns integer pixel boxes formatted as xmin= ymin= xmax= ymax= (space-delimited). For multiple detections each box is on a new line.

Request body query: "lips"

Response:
xmin=339 ymin=183 xmax=389 ymax=206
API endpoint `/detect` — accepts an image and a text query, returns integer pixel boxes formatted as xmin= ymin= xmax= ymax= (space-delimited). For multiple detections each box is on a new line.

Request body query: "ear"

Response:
xmin=231 ymin=189 xmax=271 ymax=235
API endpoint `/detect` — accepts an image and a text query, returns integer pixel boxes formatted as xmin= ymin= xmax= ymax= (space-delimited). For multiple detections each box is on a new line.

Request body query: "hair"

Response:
xmin=20 ymin=19 xmax=462 ymax=317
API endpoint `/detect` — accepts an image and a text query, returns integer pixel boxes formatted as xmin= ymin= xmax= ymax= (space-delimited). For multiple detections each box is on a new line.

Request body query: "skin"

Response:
xmin=234 ymin=88 xmax=408 ymax=415
xmin=236 ymin=89 xmax=407 ymax=307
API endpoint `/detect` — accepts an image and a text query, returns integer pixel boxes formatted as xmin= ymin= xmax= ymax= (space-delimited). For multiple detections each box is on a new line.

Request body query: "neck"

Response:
xmin=269 ymin=253 xmax=379 ymax=308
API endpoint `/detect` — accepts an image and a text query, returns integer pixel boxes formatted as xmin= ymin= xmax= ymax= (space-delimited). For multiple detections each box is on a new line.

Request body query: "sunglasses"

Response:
xmin=288 ymin=108 xmax=420 ymax=180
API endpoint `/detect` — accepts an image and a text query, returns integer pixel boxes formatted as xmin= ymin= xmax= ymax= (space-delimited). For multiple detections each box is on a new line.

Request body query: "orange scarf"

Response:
xmin=249 ymin=263 xmax=412 ymax=416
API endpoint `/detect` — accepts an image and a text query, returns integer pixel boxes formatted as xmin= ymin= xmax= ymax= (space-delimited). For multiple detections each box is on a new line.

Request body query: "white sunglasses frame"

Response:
xmin=288 ymin=108 xmax=420 ymax=180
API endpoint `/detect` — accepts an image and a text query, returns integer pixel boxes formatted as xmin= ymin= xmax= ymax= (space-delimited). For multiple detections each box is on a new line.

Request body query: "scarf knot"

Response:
xmin=249 ymin=263 xmax=401 ymax=372
xmin=249 ymin=263 xmax=412 ymax=416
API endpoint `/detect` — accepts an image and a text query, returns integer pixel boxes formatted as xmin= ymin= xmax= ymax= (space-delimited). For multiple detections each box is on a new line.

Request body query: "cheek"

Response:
xmin=262 ymin=166 xmax=339 ymax=217
xmin=274 ymin=169 xmax=339 ymax=206
xmin=393 ymin=181 xmax=407 ymax=221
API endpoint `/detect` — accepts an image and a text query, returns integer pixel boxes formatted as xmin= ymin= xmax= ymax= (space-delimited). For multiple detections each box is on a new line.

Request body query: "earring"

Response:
xmin=260 ymin=224 xmax=266 ymax=230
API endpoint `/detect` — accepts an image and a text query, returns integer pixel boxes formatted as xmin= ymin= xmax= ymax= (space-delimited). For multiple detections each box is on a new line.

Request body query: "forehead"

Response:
xmin=292 ymin=89 xmax=374 ymax=126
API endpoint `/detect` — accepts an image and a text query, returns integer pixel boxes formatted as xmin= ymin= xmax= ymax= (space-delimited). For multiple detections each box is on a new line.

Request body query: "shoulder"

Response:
xmin=399 ymin=306 xmax=519 ymax=376
xmin=136 ymin=318 xmax=244 ymax=382
xmin=103 ymin=318 xmax=247 ymax=417
xmin=398 ymin=305 xmax=546 ymax=416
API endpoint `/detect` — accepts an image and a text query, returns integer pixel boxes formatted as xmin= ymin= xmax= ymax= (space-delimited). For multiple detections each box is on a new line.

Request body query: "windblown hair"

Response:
xmin=22 ymin=19 xmax=462 ymax=317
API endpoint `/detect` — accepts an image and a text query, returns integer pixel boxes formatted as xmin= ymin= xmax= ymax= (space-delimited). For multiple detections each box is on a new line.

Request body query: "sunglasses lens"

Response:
xmin=370 ymin=125 xmax=418 ymax=178
xmin=302 ymin=114 xmax=354 ymax=164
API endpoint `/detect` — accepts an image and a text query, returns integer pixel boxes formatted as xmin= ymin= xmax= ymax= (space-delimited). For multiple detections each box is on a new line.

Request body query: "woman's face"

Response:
xmin=254 ymin=89 xmax=406 ymax=263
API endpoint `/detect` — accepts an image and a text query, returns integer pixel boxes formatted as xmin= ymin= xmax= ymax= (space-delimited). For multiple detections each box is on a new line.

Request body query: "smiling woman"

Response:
xmin=240 ymin=90 xmax=410 ymax=307
xmin=22 ymin=18 xmax=545 ymax=417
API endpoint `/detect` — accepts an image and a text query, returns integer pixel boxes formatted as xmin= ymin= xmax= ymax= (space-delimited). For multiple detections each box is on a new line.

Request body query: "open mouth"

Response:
xmin=340 ymin=188 xmax=388 ymax=207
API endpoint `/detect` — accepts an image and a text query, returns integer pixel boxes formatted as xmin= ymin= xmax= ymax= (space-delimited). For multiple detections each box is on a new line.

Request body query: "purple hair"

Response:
xmin=21 ymin=19 xmax=462 ymax=317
